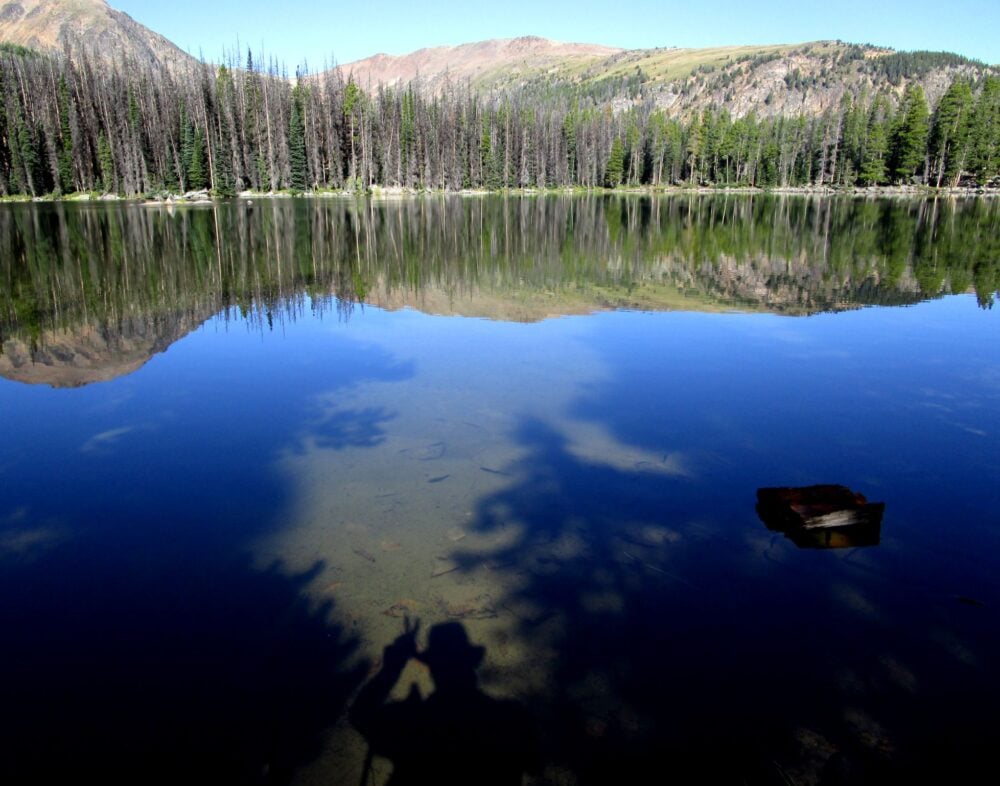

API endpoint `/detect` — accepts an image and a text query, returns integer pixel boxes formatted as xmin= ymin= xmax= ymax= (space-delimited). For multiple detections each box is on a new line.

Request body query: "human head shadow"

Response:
xmin=350 ymin=619 xmax=539 ymax=786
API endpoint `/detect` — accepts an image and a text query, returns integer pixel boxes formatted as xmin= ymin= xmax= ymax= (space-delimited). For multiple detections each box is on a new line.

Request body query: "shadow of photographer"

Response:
xmin=350 ymin=618 xmax=539 ymax=786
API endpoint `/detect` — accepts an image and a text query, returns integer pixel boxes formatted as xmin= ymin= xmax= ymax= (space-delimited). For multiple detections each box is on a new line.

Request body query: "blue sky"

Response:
xmin=114 ymin=0 xmax=999 ymax=68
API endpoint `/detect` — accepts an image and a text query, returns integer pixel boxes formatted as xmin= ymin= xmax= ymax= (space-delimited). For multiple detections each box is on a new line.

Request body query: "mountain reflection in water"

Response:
xmin=2 ymin=195 xmax=998 ymax=386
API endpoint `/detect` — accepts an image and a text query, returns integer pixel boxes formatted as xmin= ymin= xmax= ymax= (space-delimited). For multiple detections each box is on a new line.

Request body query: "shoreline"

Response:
xmin=3 ymin=184 xmax=998 ymax=205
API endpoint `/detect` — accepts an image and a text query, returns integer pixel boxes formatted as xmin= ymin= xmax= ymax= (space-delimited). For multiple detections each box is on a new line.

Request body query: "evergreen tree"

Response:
xmin=480 ymin=124 xmax=500 ymax=189
xmin=15 ymin=115 xmax=42 ymax=196
xmin=56 ymin=76 xmax=75 ymax=194
xmin=759 ymin=136 xmax=780 ymax=186
xmin=242 ymin=52 xmax=267 ymax=190
xmin=0 ymin=99 xmax=10 ymax=195
xmin=860 ymin=97 xmax=891 ymax=185
xmin=401 ymin=88 xmax=417 ymax=184
xmin=604 ymin=137 xmax=624 ymax=187
xmin=700 ymin=111 xmax=724 ymax=182
xmin=495 ymin=103 xmax=511 ymax=187
xmin=929 ymin=78 xmax=974 ymax=187
xmin=562 ymin=110 xmax=577 ymax=184
xmin=686 ymin=113 xmax=705 ymax=183
xmin=188 ymin=127 xmax=206 ymax=190
xmin=3 ymin=97 xmax=25 ymax=195
xmin=889 ymin=84 xmax=930 ymax=183
xmin=163 ymin=143 xmax=179 ymax=192
xmin=213 ymin=64 xmax=237 ymax=196
xmin=97 ymin=132 xmax=114 ymax=193
xmin=180 ymin=107 xmax=195 ymax=190
xmin=126 ymin=85 xmax=149 ymax=179
xmin=624 ymin=121 xmax=642 ymax=185
xmin=838 ymin=94 xmax=868 ymax=185
xmin=288 ymin=85 xmax=307 ymax=192
xmin=968 ymin=76 xmax=1000 ymax=185
xmin=664 ymin=118 xmax=685 ymax=184
xmin=343 ymin=79 xmax=363 ymax=186
xmin=212 ymin=137 xmax=235 ymax=196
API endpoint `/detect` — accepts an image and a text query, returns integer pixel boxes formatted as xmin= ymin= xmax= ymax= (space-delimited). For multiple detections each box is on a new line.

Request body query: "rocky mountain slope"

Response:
xmin=1 ymin=2 xmax=993 ymax=120
xmin=337 ymin=36 xmax=622 ymax=92
xmin=338 ymin=37 xmax=995 ymax=118
xmin=0 ymin=0 xmax=194 ymax=69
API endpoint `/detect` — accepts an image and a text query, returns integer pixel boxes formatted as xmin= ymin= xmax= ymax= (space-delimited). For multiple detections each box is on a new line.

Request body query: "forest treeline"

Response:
xmin=1 ymin=44 xmax=999 ymax=198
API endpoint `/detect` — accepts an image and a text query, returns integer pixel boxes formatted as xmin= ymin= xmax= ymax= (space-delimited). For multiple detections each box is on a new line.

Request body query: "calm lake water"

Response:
xmin=2 ymin=195 xmax=999 ymax=785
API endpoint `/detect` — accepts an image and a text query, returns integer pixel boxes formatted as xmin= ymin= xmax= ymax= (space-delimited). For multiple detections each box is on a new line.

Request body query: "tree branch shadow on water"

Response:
xmin=447 ymin=417 xmax=997 ymax=785
xmin=0 ymin=342 xmax=417 ymax=785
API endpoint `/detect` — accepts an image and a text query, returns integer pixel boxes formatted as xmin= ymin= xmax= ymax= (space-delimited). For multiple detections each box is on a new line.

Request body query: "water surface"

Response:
xmin=2 ymin=195 xmax=999 ymax=785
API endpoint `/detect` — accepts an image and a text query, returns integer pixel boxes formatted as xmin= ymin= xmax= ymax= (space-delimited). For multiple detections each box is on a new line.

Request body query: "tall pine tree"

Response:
xmin=288 ymin=84 xmax=307 ymax=192
xmin=968 ymin=76 xmax=1000 ymax=185
xmin=860 ymin=97 xmax=891 ymax=186
xmin=604 ymin=137 xmax=624 ymax=188
xmin=929 ymin=78 xmax=974 ymax=187
xmin=56 ymin=75 xmax=75 ymax=194
xmin=889 ymin=84 xmax=930 ymax=183
xmin=188 ymin=128 xmax=206 ymax=190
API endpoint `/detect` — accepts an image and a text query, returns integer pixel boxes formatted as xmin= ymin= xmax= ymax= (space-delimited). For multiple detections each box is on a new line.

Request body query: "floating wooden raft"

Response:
xmin=756 ymin=485 xmax=884 ymax=549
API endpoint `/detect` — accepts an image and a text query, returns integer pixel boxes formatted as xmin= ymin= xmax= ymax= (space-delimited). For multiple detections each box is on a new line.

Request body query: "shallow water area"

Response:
xmin=2 ymin=195 xmax=999 ymax=785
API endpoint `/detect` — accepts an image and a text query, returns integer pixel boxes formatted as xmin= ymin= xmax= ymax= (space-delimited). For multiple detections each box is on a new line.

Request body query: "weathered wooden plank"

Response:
xmin=756 ymin=484 xmax=885 ymax=549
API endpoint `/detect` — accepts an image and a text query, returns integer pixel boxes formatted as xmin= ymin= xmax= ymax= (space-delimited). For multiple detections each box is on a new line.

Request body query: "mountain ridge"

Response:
xmin=334 ymin=36 xmax=993 ymax=119
xmin=0 ymin=0 xmax=195 ymax=69
xmin=1 ymin=1 xmax=997 ymax=196
xmin=0 ymin=1 xmax=992 ymax=121
xmin=336 ymin=36 xmax=623 ymax=90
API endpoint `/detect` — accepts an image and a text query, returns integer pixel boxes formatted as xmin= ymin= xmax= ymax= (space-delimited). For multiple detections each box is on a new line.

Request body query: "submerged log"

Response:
xmin=756 ymin=485 xmax=884 ymax=549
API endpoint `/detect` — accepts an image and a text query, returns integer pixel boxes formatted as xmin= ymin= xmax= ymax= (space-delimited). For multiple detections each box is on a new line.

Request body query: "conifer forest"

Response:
xmin=1 ymin=43 xmax=998 ymax=198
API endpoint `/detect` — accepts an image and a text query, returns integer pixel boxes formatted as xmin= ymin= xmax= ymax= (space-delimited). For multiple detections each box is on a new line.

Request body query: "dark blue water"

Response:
xmin=1 ymin=196 xmax=999 ymax=785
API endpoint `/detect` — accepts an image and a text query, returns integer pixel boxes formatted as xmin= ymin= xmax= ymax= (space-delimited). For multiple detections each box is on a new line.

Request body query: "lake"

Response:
xmin=2 ymin=195 xmax=999 ymax=785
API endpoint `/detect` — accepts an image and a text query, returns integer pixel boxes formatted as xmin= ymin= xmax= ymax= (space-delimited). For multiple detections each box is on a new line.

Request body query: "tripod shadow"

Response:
xmin=350 ymin=620 xmax=539 ymax=786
